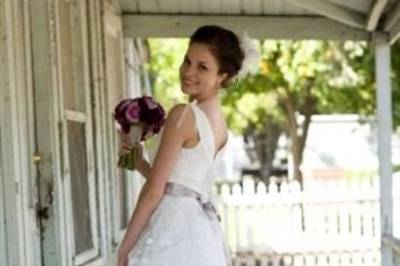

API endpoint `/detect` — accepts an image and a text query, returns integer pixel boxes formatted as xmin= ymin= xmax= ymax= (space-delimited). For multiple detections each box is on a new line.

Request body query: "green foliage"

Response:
xmin=222 ymin=40 xmax=376 ymax=136
xmin=147 ymin=38 xmax=189 ymax=111
xmin=392 ymin=42 xmax=400 ymax=129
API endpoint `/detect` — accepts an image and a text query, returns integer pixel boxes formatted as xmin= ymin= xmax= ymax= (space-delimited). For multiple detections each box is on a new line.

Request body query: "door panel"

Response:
xmin=1 ymin=0 xmax=41 ymax=265
xmin=56 ymin=0 xmax=99 ymax=264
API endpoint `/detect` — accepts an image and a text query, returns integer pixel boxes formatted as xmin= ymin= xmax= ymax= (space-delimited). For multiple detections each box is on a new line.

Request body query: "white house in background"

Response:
xmin=302 ymin=115 xmax=400 ymax=181
xmin=217 ymin=114 xmax=400 ymax=182
xmin=216 ymin=114 xmax=400 ymax=183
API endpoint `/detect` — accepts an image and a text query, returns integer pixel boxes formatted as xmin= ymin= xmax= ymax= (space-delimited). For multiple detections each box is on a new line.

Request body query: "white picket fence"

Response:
xmin=215 ymin=175 xmax=400 ymax=266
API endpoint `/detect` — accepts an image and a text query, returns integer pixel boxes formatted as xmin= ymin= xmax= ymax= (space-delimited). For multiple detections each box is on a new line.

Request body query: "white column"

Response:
xmin=374 ymin=32 xmax=393 ymax=266
xmin=0 ymin=1 xmax=8 ymax=264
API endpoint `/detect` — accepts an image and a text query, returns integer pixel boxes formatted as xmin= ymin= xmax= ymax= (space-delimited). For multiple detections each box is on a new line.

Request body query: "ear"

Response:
xmin=217 ymin=72 xmax=228 ymax=85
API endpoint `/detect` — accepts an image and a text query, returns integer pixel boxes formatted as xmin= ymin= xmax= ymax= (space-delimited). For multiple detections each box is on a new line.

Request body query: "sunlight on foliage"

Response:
xmin=147 ymin=38 xmax=189 ymax=111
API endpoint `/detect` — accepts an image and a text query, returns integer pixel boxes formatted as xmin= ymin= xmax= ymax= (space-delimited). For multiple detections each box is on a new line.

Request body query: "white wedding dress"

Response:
xmin=128 ymin=102 xmax=231 ymax=266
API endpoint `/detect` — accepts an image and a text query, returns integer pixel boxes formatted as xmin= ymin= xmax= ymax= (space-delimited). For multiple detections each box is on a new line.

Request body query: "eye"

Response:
xmin=198 ymin=64 xmax=208 ymax=71
xmin=183 ymin=57 xmax=191 ymax=65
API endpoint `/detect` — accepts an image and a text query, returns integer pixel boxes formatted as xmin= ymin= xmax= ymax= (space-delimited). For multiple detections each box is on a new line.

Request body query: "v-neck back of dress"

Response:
xmin=165 ymin=101 xmax=229 ymax=197
xmin=191 ymin=102 xmax=229 ymax=162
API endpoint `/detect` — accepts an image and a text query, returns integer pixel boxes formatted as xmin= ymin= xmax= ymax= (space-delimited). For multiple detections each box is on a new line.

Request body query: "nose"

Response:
xmin=181 ymin=64 xmax=196 ymax=77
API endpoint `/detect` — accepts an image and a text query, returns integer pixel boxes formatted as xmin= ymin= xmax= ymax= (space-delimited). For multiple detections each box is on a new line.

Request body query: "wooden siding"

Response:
xmin=0 ymin=0 xmax=41 ymax=266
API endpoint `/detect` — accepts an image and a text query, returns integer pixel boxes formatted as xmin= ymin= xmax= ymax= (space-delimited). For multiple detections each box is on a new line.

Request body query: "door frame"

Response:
xmin=1 ymin=0 xmax=42 ymax=266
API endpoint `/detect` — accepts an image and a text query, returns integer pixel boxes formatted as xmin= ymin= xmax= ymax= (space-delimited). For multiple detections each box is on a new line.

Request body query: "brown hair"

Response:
xmin=190 ymin=25 xmax=244 ymax=87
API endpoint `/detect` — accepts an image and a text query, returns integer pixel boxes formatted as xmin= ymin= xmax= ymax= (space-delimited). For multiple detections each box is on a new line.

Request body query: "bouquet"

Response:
xmin=114 ymin=96 xmax=166 ymax=170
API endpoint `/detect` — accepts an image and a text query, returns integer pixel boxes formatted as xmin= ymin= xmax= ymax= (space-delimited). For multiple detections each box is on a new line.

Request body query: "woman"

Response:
xmin=117 ymin=25 xmax=249 ymax=266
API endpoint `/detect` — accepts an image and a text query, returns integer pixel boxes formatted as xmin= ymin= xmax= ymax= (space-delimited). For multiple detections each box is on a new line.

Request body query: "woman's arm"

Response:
xmin=117 ymin=104 xmax=193 ymax=264
xmin=133 ymin=144 xmax=151 ymax=179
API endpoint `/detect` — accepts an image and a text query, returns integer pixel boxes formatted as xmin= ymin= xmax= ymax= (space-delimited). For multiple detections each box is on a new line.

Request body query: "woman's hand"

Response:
xmin=119 ymin=133 xmax=145 ymax=163
xmin=119 ymin=132 xmax=135 ymax=155
xmin=119 ymin=132 xmax=150 ymax=177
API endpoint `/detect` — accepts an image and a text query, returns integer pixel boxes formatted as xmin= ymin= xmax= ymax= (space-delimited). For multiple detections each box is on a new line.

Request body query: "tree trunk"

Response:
xmin=243 ymin=121 xmax=282 ymax=183
xmin=280 ymin=84 xmax=315 ymax=187
xmin=283 ymin=96 xmax=304 ymax=186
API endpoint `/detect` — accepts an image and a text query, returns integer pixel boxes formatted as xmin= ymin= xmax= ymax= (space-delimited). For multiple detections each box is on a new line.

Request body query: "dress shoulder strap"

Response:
xmin=174 ymin=100 xmax=214 ymax=161
xmin=175 ymin=100 xmax=197 ymax=130
xmin=189 ymin=102 xmax=215 ymax=161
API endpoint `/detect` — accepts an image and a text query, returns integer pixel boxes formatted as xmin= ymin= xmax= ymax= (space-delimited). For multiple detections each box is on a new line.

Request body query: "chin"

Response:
xmin=181 ymin=85 xmax=195 ymax=94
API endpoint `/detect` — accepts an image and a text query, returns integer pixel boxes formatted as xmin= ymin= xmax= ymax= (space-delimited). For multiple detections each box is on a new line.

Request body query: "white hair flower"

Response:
xmin=235 ymin=32 xmax=261 ymax=80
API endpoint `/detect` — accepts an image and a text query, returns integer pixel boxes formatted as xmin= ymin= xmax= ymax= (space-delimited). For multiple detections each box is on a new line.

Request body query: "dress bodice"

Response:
xmin=151 ymin=102 xmax=230 ymax=197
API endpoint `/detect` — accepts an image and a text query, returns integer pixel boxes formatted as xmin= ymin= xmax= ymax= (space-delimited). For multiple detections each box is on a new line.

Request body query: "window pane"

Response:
xmin=67 ymin=121 xmax=93 ymax=254
xmin=59 ymin=0 xmax=86 ymax=112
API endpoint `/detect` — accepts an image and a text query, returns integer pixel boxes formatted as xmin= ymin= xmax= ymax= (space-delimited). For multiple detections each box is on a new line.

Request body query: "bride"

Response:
xmin=117 ymin=25 xmax=255 ymax=266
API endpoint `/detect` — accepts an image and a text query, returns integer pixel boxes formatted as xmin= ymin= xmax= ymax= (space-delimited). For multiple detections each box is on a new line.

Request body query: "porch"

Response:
xmin=1 ymin=0 xmax=399 ymax=265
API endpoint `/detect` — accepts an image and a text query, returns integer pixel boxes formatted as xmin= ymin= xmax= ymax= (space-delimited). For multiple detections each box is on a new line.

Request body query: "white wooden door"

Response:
xmin=1 ymin=0 xmax=42 ymax=265
xmin=54 ymin=0 xmax=99 ymax=264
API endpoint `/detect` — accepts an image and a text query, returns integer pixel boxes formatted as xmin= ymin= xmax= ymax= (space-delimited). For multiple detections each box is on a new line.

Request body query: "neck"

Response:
xmin=190 ymin=92 xmax=219 ymax=106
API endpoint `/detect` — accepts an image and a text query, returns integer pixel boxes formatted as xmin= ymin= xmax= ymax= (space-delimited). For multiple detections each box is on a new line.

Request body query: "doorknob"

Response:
xmin=33 ymin=151 xmax=41 ymax=164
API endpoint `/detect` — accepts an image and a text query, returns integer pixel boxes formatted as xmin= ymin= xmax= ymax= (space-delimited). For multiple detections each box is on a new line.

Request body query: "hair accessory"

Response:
xmin=236 ymin=32 xmax=261 ymax=80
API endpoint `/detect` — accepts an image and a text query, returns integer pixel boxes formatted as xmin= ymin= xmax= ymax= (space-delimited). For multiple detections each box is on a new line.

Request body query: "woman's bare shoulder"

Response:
xmin=167 ymin=103 xmax=195 ymax=127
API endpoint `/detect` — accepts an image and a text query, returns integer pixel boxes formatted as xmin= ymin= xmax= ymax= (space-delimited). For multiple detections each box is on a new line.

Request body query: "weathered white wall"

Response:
xmin=0 ymin=0 xmax=41 ymax=266
xmin=0 ymin=0 xmax=147 ymax=266
xmin=0 ymin=0 xmax=148 ymax=265
xmin=0 ymin=0 xmax=8 ymax=263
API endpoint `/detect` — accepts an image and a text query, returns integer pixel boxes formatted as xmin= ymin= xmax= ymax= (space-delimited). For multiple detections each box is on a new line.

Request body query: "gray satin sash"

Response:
xmin=164 ymin=182 xmax=221 ymax=221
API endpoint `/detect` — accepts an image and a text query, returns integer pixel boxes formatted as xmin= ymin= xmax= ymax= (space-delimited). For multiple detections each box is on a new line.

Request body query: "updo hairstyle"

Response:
xmin=189 ymin=25 xmax=244 ymax=87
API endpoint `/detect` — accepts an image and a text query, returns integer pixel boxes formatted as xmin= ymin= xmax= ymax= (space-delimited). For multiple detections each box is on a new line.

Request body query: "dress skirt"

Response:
xmin=128 ymin=184 xmax=230 ymax=266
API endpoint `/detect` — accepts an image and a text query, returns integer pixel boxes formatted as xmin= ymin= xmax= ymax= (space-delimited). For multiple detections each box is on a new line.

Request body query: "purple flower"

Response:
xmin=114 ymin=99 xmax=132 ymax=116
xmin=114 ymin=96 xmax=166 ymax=138
xmin=114 ymin=99 xmax=133 ymax=134
xmin=143 ymin=96 xmax=159 ymax=109
xmin=125 ymin=101 xmax=140 ymax=123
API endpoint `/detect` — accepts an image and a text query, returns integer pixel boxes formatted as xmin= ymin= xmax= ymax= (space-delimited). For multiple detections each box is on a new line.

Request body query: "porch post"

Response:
xmin=373 ymin=32 xmax=393 ymax=266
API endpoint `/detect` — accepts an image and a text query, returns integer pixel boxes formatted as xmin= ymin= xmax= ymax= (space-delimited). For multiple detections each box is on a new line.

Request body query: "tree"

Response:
xmin=223 ymin=40 xmax=375 ymax=186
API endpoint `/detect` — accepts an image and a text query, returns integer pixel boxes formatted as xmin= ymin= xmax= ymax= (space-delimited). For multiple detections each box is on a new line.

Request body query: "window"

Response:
xmin=57 ymin=0 xmax=99 ymax=264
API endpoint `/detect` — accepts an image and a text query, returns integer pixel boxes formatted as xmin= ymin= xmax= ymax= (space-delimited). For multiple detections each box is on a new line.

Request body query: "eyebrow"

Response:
xmin=184 ymin=55 xmax=209 ymax=66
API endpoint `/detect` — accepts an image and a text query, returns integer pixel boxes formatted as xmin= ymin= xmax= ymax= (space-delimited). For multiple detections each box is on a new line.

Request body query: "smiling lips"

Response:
xmin=183 ymin=80 xmax=198 ymax=86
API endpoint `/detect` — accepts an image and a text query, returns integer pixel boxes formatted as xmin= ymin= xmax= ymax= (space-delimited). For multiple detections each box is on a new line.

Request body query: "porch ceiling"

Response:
xmin=120 ymin=0 xmax=400 ymax=42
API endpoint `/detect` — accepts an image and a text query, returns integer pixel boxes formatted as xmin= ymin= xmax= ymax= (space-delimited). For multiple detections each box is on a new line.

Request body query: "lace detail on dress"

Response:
xmin=128 ymin=196 xmax=229 ymax=266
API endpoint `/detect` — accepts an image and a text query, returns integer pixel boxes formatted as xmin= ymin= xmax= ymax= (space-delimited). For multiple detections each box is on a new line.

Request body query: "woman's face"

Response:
xmin=179 ymin=42 xmax=227 ymax=98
